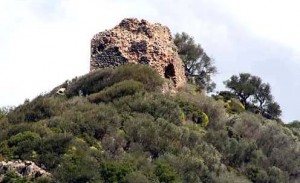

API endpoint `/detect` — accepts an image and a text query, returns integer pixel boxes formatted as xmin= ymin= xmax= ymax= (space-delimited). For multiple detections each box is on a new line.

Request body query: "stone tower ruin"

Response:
xmin=90 ymin=18 xmax=186 ymax=88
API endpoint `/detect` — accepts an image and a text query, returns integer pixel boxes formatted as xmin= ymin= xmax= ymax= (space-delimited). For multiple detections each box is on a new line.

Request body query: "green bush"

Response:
xmin=0 ymin=140 xmax=13 ymax=159
xmin=2 ymin=59 xmax=300 ymax=182
xmin=88 ymin=80 xmax=145 ymax=103
xmin=65 ymin=64 xmax=163 ymax=98
xmin=8 ymin=131 xmax=41 ymax=159
xmin=192 ymin=111 xmax=209 ymax=127
xmin=123 ymin=113 xmax=184 ymax=158
xmin=100 ymin=162 xmax=133 ymax=183
xmin=225 ymin=98 xmax=245 ymax=114
xmin=213 ymin=171 xmax=251 ymax=183
xmin=114 ymin=93 xmax=183 ymax=125
xmin=7 ymin=96 xmax=65 ymax=124
xmin=111 ymin=64 xmax=164 ymax=91
xmin=224 ymin=138 xmax=257 ymax=167
xmin=0 ymin=106 xmax=14 ymax=120
xmin=35 ymin=177 xmax=54 ymax=183
xmin=217 ymin=91 xmax=238 ymax=101
xmin=125 ymin=172 xmax=151 ymax=183
xmin=48 ymin=103 xmax=121 ymax=139
xmin=176 ymin=92 xmax=226 ymax=130
xmin=1 ymin=172 xmax=31 ymax=183
xmin=54 ymin=139 xmax=101 ymax=183
xmin=66 ymin=68 xmax=114 ymax=97
xmin=5 ymin=123 xmax=51 ymax=140
xmin=245 ymin=165 xmax=269 ymax=183
xmin=175 ymin=98 xmax=209 ymax=127
xmin=267 ymin=166 xmax=289 ymax=183
xmin=37 ymin=133 xmax=73 ymax=169
xmin=154 ymin=161 xmax=180 ymax=183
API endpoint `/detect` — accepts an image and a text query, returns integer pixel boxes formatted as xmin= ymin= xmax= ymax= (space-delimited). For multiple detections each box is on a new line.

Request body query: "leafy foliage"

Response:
xmin=0 ymin=64 xmax=299 ymax=183
xmin=88 ymin=80 xmax=145 ymax=103
xmin=174 ymin=32 xmax=217 ymax=92
xmin=224 ymin=73 xmax=282 ymax=119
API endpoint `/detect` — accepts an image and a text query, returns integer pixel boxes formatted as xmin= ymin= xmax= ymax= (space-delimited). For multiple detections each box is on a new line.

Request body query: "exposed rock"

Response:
xmin=90 ymin=18 xmax=186 ymax=88
xmin=56 ymin=87 xmax=66 ymax=95
xmin=0 ymin=160 xmax=51 ymax=181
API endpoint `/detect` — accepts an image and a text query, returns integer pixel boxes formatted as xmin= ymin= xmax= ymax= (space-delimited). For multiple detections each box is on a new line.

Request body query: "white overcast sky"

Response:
xmin=1 ymin=0 xmax=300 ymax=122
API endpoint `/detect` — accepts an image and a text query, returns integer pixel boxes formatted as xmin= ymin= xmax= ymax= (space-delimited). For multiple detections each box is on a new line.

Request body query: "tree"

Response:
xmin=224 ymin=73 xmax=281 ymax=119
xmin=224 ymin=73 xmax=255 ymax=107
xmin=255 ymin=83 xmax=272 ymax=111
xmin=264 ymin=102 xmax=281 ymax=120
xmin=0 ymin=106 xmax=14 ymax=120
xmin=174 ymin=32 xmax=217 ymax=92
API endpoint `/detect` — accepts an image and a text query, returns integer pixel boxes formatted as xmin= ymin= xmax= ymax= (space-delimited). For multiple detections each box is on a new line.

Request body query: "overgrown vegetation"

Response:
xmin=0 ymin=64 xmax=299 ymax=182
xmin=174 ymin=32 xmax=217 ymax=93
xmin=223 ymin=73 xmax=282 ymax=120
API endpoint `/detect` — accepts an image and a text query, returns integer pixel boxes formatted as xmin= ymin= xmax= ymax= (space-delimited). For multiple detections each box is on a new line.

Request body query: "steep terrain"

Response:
xmin=1 ymin=18 xmax=300 ymax=183
xmin=0 ymin=64 xmax=300 ymax=183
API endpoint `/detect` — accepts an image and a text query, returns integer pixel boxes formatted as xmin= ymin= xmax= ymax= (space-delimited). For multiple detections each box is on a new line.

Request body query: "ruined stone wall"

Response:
xmin=90 ymin=18 xmax=186 ymax=88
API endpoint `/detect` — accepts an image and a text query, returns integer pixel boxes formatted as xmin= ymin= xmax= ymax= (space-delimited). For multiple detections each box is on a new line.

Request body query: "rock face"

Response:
xmin=90 ymin=18 xmax=186 ymax=88
xmin=0 ymin=160 xmax=51 ymax=181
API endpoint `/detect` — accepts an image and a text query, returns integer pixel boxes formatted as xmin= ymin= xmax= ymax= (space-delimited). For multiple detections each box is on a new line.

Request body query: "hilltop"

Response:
xmin=0 ymin=64 xmax=299 ymax=182
xmin=0 ymin=18 xmax=300 ymax=182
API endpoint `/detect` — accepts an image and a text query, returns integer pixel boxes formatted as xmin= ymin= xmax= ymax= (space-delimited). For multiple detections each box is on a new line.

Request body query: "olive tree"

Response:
xmin=174 ymin=32 xmax=217 ymax=92
xmin=224 ymin=73 xmax=281 ymax=119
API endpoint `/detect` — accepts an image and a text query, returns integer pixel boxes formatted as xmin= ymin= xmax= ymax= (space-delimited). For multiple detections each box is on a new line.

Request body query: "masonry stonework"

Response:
xmin=90 ymin=18 xmax=186 ymax=88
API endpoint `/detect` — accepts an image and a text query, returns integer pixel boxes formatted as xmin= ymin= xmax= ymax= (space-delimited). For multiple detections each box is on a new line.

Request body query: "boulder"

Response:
xmin=0 ymin=160 xmax=51 ymax=181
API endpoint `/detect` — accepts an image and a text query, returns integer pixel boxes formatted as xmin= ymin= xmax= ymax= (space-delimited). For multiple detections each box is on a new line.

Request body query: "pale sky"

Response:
xmin=1 ymin=0 xmax=300 ymax=122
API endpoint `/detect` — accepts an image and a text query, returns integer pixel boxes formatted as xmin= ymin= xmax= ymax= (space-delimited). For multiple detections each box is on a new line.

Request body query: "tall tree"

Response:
xmin=264 ymin=101 xmax=282 ymax=120
xmin=224 ymin=73 xmax=281 ymax=119
xmin=224 ymin=73 xmax=255 ymax=107
xmin=254 ymin=82 xmax=272 ymax=112
xmin=174 ymin=32 xmax=217 ymax=92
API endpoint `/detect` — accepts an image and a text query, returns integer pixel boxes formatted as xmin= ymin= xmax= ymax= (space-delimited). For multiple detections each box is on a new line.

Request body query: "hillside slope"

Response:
xmin=0 ymin=64 xmax=299 ymax=183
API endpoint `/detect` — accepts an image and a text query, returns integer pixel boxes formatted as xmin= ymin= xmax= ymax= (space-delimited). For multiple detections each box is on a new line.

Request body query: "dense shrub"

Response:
xmin=286 ymin=120 xmax=300 ymax=128
xmin=245 ymin=165 xmax=269 ymax=183
xmin=111 ymin=64 xmax=164 ymax=91
xmin=0 ymin=106 xmax=14 ymax=120
xmin=65 ymin=64 xmax=163 ymax=98
xmin=123 ymin=114 xmax=171 ymax=157
xmin=114 ymin=93 xmax=183 ymax=125
xmin=54 ymin=139 xmax=101 ymax=183
xmin=154 ymin=161 xmax=180 ymax=183
xmin=88 ymin=80 xmax=145 ymax=103
xmin=100 ymin=162 xmax=133 ymax=183
xmin=267 ymin=166 xmax=289 ymax=183
xmin=125 ymin=172 xmax=151 ymax=183
xmin=223 ymin=138 xmax=257 ymax=167
xmin=175 ymin=98 xmax=209 ymax=127
xmin=1 ymin=172 xmax=31 ymax=183
xmin=7 ymin=96 xmax=65 ymax=124
xmin=47 ymin=103 xmax=121 ymax=139
xmin=225 ymin=98 xmax=245 ymax=114
xmin=212 ymin=171 xmax=251 ymax=183
xmin=36 ymin=133 xmax=73 ymax=169
xmin=232 ymin=113 xmax=263 ymax=139
xmin=216 ymin=91 xmax=238 ymax=101
xmin=1 ymin=62 xmax=299 ymax=183
xmin=66 ymin=68 xmax=114 ymax=97
xmin=161 ymin=153 xmax=217 ymax=183
xmin=176 ymin=92 xmax=226 ymax=129
xmin=8 ymin=131 xmax=41 ymax=159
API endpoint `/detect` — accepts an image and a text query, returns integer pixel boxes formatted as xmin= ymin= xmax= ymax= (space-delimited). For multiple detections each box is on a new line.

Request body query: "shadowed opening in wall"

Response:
xmin=164 ymin=63 xmax=176 ymax=84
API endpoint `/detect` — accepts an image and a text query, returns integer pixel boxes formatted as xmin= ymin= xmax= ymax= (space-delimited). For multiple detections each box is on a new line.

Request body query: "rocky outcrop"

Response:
xmin=0 ymin=160 xmax=51 ymax=181
xmin=90 ymin=18 xmax=186 ymax=88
